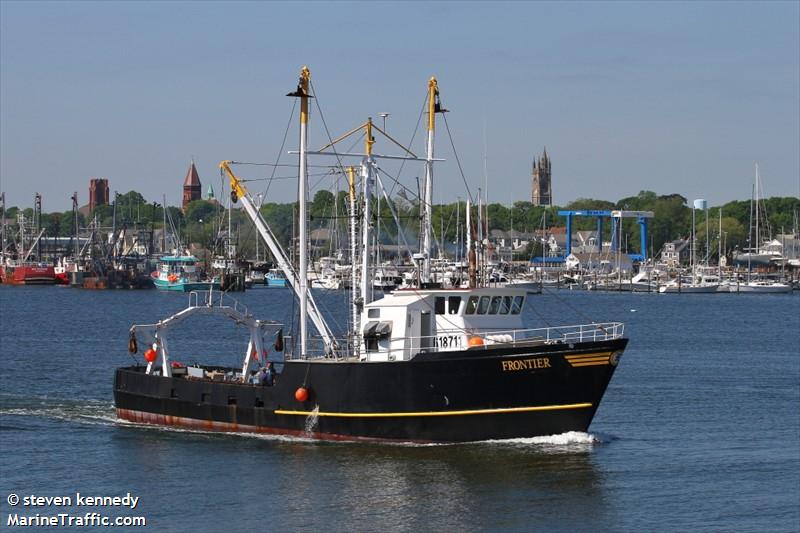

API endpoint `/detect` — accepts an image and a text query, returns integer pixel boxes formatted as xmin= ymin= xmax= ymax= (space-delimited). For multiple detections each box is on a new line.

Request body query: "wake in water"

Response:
xmin=0 ymin=393 xmax=118 ymax=426
xmin=0 ymin=393 xmax=321 ymax=444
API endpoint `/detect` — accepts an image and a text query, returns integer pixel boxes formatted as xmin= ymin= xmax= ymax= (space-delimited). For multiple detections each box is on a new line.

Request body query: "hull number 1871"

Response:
xmin=434 ymin=335 xmax=462 ymax=349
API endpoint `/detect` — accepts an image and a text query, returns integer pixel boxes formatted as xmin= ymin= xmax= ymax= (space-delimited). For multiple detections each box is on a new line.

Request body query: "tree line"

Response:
xmin=2 ymin=189 xmax=798 ymax=259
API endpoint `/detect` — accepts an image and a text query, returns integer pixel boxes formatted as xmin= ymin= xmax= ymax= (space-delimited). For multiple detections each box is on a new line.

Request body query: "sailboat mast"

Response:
xmin=455 ymin=198 xmax=460 ymax=263
xmin=755 ymin=163 xmax=760 ymax=256
xmin=297 ymin=66 xmax=311 ymax=356
xmin=421 ymin=77 xmax=438 ymax=284
xmin=466 ymin=198 xmax=476 ymax=288
xmin=718 ymin=208 xmax=722 ymax=278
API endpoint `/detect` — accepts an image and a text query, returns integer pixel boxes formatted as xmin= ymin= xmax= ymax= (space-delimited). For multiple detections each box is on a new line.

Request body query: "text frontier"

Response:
xmin=501 ymin=358 xmax=552 ymax=371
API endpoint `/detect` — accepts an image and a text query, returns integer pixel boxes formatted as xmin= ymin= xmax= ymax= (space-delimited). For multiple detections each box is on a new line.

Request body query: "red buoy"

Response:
xmin=295 ymin=387 xmax=309 ymax=402
xmin=144 ymin=348 xmax=157 ymax=363
xmin=468 ymin=336 xmax=484 ymax=347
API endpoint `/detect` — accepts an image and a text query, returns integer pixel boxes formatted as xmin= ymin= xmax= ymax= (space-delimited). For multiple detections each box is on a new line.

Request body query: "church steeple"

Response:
xmin=531 ymin=147 xmax=552 ymax=206
xmin=182 ymin=161 xmax=202 ymax=211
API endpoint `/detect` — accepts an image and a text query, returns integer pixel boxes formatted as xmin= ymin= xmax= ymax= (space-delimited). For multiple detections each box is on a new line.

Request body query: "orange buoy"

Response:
xmin=144 ymin=348 xmax=158 ymax=363
xmin=468 ymin=336 xmax=484 ymax=347
xmin=295 ymin=387 xmax=309 ymax=402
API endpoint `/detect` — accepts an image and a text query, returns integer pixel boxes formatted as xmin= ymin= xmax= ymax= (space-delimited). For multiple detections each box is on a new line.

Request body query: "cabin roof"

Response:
xmin=367 ymin=287 xmax=527 ymax=308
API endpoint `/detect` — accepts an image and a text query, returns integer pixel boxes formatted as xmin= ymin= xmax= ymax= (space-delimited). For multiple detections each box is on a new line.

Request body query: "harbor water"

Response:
xmin=1 ymin=286 xmax=798 ymax=531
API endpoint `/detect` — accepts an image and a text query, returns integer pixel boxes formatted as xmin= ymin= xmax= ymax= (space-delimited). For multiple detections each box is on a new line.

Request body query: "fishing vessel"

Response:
xmin=0 ymin=260 xmax=56 ymax=285
xmin=151 ymin=255 xmax=219 ymax=292
xmin=114 ymin=68 xmax=628 ymax=442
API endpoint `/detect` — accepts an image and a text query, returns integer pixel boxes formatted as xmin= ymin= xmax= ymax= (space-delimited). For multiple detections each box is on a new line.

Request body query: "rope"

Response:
xmin=442 ymin=113 xmax=474 ymax=204
xmin=387 ymin=93 xmax=427 ymax=198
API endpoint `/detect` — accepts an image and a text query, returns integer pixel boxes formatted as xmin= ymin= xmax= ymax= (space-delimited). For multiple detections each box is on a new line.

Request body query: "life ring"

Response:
xmin=168 ymin=274 xmax=178 ymax=282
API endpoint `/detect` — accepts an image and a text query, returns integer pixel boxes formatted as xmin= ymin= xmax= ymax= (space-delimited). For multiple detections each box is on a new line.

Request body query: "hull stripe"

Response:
xmin=570 ymin=361 xmax=610 ymax=367
xmin=564 ymin=352 xmax=613 ymax=360
xmin=273 ymin=402 xmax=593 ymax=418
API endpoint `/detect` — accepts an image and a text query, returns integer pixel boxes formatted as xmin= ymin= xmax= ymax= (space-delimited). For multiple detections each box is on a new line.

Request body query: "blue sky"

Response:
xmin=1 ymin=1 xmax=798 ymax=211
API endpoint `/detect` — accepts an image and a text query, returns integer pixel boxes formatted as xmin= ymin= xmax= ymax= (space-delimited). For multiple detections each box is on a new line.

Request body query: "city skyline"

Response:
xmin=1 ymin=1 xmax=798 ymax=211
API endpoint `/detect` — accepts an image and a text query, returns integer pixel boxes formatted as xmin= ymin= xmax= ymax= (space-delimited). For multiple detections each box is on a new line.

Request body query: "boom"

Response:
xmin=220 ymin=160 xmax=339 ymax=356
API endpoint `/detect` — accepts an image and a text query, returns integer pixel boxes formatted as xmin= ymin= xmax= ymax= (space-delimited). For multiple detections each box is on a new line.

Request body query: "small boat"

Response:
xmin=733 ymin=280 xmax=793 ymax=294
xmin=151 ymin=256 xmax=219 ymax=292
xmin=372 ymin=263 xmax=401 ymax=291
xmin=265 ymin=268 xmax=289 ymax=288
xmin=658 ymin=275 xmax=720 ymax=294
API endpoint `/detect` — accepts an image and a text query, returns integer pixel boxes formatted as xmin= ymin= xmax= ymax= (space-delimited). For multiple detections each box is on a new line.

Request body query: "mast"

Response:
xmin=347 ymin=166 xmax=360 ymax=358
xmin=162 ymin=194 xmax=167 ymax=253
xmin=455 ymin=198 xmax=460 ymax=263
xmin=755 ymin=163 xmax=760 ymax=256
xmin=421 ymin=77 xmax=438 ymax=284
xmin=0 ymin=192 xmax=5 ymax=262
xmin=361 ymin=118 xmax=375 ymax=308
xmin=296 ymin=66 xmax=311 ymax=356
xmin=72 ymin=192 xmax=79 ymax=258
xmin=718 ymin=208 xmax=722 ymax=279
xmin=467 ymin=198 xmax=476 ymax=288
xmin=748 ymin=184 xmax=754 ymax=280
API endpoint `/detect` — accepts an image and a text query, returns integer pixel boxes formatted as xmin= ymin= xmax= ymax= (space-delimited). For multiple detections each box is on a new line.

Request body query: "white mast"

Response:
xmin=455 ymin=198 xmax=460 ymax=263
xmin=296 ymin=67 xmax=311 ymax=356
xmin=421 ymin=77 xmax=439 ymax=284
xmin=718 ymin=208 xmax=723 ymax=279
xmin=347 ymin=166 xmax=360 ymax=358
xmin=755 ymin=163 xmax=760 ymax=256
xmin=361 ymin=118 xmax=376 ymax=308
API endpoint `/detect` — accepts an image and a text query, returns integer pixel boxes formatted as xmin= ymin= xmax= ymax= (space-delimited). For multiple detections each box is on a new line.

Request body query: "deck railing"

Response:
xmin=189 ymin=290 xmax=249 ymax=317
xmin=290 ymin=322 xmax=625 ymax=360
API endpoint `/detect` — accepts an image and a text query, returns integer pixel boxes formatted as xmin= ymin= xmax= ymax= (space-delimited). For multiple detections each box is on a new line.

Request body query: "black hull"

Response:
xmin=114 ymin=339 xmax=627 ymax=443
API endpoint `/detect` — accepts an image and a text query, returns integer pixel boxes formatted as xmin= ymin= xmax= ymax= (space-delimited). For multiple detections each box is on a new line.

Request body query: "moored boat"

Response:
xmin=152 ymin=255 xmax=219 ymax=292
xmin=1 ymin=260 xmax=56 ymax=285
xmin=265 ymin=268 xmax=289 ymax=288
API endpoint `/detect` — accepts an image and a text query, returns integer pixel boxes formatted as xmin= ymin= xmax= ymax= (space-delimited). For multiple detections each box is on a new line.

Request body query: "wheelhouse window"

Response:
xmin=477 ymin=296 xmax=490 ymax=314
xmin=499 ymin=296 xmax=512 ymax=315
xmin=363 ymin=321 xmax=393 ymax=351
xmin=488 ymin=296 xmax=502 ymax=314
xmin=448 ymin=296 xmax=461 ymax=315
xmin=511 ymin=295 xmax=524 ymax=314
xmin=368 ymin=308 xmax=380 ymax=318
xmin=465 ymin=296 xmax=479 ymax=315
xmin=435 ymin=297 xmax=446 ymax=315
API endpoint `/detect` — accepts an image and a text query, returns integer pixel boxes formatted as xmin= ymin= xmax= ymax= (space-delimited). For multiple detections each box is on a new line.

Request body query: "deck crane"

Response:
xmin=219 ymin=160 xmax=339 ymax=358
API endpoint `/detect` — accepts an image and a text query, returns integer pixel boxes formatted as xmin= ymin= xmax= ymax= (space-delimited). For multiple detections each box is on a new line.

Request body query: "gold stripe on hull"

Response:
xmin=565 ymin=351 xmax=613 ymax=367
xmin=274 ymin=402 xmax=593 ymax=419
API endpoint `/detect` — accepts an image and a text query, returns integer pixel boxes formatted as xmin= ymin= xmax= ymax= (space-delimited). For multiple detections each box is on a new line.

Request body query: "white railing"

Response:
xmin=290 ymin=322 xmax=625 ymax=360
xmin=189 ymin=290 xmax=249 ymax=316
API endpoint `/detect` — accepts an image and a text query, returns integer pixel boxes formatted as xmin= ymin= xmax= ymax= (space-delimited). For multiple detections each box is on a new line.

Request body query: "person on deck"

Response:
xmin=262 ymin=362 xmax=275 ymax=386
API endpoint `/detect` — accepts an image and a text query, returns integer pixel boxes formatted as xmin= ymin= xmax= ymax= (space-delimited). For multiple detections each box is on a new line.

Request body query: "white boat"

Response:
xmin=658 ymin=274 xmax=720 ymax=294
xmin=373 ymin=263 xmax=401 ymax=291
xmin=733 ymin=280 xmax=792 ymax=294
